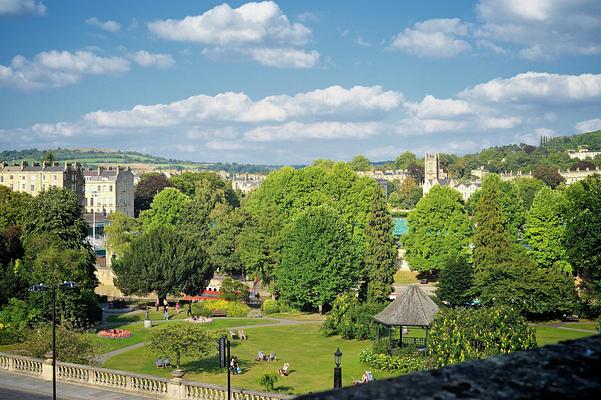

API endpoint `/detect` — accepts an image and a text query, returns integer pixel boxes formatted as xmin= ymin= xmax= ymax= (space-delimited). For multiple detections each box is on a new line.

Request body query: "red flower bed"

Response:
xmin=98 ymin=328 xmax=132 ymax=339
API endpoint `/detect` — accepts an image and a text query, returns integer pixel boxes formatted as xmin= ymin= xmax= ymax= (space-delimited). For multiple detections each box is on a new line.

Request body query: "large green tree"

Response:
xmin=437 ymin=254 xmax=474 ymax=307
xmin=349 ymin=155 xmax=371 ymax=171
xmin=104 ymin=212 xmax=141 ymax=258
xmin=402 ymin=185 xmax=472 ymax=273
xmin=112 ymin=226 xmax=212 ymax=301
xmin=564 ymin=174 xmax=601 ymax=312
xmin=207 ymin=205 xmax=246 ymax=275
xmin=134 ymin=173 xmax=173 ymax=216
xmin=139 ymin=188 xmax=191 ymax=231
xmin=473 ymin=177 xmax=513 ymax=271
xmin=394 ymin=151 xmax=417 ymax=170
xmin=0 ymin=186 xmax=31 ymax=231
xmin=533 ymin=165 xmax=565 ymax=188
xmin=277 ymin=207 xmax=361 ymax=313
xmin=513 ymin=177 xmax=545 ymax=210
xmin=148 ymin=324 xmax=216 ymax=370
xmin=525 ymin=187 xmax=570 ymax=271
xmin=362 ymin=188 xmax=396 ymax=303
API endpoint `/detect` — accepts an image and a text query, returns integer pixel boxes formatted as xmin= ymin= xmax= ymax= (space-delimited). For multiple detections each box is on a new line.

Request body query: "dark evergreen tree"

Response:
xmin=473 ymin=176 xmax=513 ymax=271
xmin=134 ymin=173 xmax=173 ymax=216
xmin=437 ymin=254 xmax=474 ymax=307
xmin=362 ymin=187 xmax=396 ymax=303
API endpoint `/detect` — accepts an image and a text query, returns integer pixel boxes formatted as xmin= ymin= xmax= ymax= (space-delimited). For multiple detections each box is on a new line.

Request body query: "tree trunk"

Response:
xmin=176 ymin=352 xmax=180 ymax=370
xmin=318 ymin=304 xmax=323 ymax=314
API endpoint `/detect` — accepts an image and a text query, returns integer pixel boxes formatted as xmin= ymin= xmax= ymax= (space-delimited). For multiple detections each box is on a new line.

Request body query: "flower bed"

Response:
xmin=185 ymin=316 xmax=213 ymax=324
xmin=98 ymin=329 xmax=132 ymax=339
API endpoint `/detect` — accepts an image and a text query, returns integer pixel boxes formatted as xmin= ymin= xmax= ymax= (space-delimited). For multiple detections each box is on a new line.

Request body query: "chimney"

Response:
xmin=97 ymin=166 xmax=102 ymax=176
xmin=21 ymin=160 xmax=28 ymax=170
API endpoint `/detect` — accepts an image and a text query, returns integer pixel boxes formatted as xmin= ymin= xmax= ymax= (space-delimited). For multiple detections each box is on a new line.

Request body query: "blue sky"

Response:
xmin=1 ymin=0 xmax=600 ymax=164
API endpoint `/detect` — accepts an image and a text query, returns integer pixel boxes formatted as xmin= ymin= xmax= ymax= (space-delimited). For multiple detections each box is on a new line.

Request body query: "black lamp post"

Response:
xmin=28 ymin=281 xmax=78 ymax=400
xmin=333 ymin=347 xmax=343 ymax=389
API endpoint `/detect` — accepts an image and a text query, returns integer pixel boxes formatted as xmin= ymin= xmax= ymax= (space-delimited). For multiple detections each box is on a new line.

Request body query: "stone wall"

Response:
xmin=297 ymin=335 xmax=601 ymax=399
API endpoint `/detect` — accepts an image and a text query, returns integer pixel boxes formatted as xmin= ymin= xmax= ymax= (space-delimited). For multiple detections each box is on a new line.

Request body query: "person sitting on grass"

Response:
xmin=164 ymin=356 xmax=171 ymax=368
xmin=278 ymin=363 xmax=290 ymax=376
xmin=155 ymin=357 xmax=163 ymax=368
xmin=268 ymin=352 xmax=276 ymax=362
xmin=256 ymin=351 xmax=266 ymax=361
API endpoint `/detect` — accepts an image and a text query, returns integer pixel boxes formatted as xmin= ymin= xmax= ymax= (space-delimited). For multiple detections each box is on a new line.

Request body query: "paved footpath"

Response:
xmin=0 ymin=371 xmax=152 ymax=399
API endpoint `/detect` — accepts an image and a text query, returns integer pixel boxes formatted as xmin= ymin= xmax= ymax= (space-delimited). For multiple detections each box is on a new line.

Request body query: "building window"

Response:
xmin=42 ymin=175 xmax=45 ymax=181
xmin=21 ymin=176 xmax=25 ymax=180
xmin=21 ymin=184 xmax=25 ymax=190
xmin=42 ymin=184 xmax=46 ymax=190
xmin=30 ymin=185 xmax=35 ymax=191
xmin=97 ymin=185 xmax=101 ymax=192
xmin=109 ymin=185 xmax=113 ymax=192
xmin=9 ymin=175 xmax=13 ymax=180
xmin=10 ymin=184 xmax=13 ymax=190
xmin=53 ymin=175 xmax=57 ymax=181
xmin=90 ymin=198 xmax=94 ymax=206
xmin=0 ymin=176 xmax=3 ymax=182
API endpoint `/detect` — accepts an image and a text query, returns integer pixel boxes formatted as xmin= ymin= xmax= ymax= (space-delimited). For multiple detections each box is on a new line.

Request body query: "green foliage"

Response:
xmin=475 ymin=250 xmax=576 ymax=318
xmin=139 ymin=188 xmax=191 ymax=231
xmin=171 ymin=171 xmax=239 ymax=208
xmin=363 ymin=188 xmax=396 ymax=303
xmin=387 ymin=178 xmax=422 ymax=209
xmin=437 ymin=254 xmax=474 ymax=307
xmin=0 ymin=186 xmax=31 ymax=231
xmin=322 ymin=293 xmax=386 ymax=340
xmin=0 ymin=298 xmax=42 ymax=344
xmin=349 ymin=155 xmax=371 ymax=171
xmin=258 ymin=373 xmax=278 ymax=392
xmin=564 ymin=174 xmax=601 ymax=314
xmin=525 ymin=187 xmax=570 ymax=270
xmin=148 ymin=324 xmax=217 ymax=369
xmin=207 ymin=205 xmax=246 ymax=275
xmin=533 ymin=165 xmax=565 ymax=188
xmin=473 ymin=175 xmax=513 ymax=271
xmin=112 ymin=226 xmax=212 ymax=299
xmin=21 ymin=324 xmax=96 ymax=365
xmin=219 ymin=277 xmax=249 ymax=302
xmin=22 ymin=188 xmax=89 ymax=250
xmin=394 ymin=152 xmax=417 ymax=170
xmin=192 ymin=300 xmax=250 ymax=317
xmin=261 ymin=299 xmax=280 ymax=314
xmin=403 ymin=185 xmax=472 ymax=273
xmin=104 ymin=212 xmax=140 ymax=258
xmin=358 ymin=349 xmax=428 ymax=373
xmin=428 ymin=306 xmax=536 ymax=368
xmin=277 ymin=207 xmax=362 ymax=312
xmin=240 ymin=163 xmax=377 ymax=286
xmin=134 ymin=173 xmax=173 ymax=216
xmin=513 ymin=177 xmax=545 ymax=210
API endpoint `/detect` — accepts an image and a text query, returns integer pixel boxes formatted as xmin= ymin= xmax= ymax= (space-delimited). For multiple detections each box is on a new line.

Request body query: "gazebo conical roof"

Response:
xmin=374 ymin=285 xmax=439 ymax=327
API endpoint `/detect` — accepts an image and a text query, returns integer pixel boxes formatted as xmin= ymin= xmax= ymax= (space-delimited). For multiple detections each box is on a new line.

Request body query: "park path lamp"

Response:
xmin=333 ymin=347 xmax=343 ymax=389
xmin=28 ymin=281 xmax=78 ymax=400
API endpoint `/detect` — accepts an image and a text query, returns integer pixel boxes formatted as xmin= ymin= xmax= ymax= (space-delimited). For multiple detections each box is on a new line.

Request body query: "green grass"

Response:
xmin=106 ymin=310 xmax=192 ymax=323
xmin=563 ymin=322 xmax=598 ymax=331
xmin=104 ymin=324 xmax=397 ymax=395
xmin=93 ymin=319 xmax=277 ymax=354
xmin=266 ymin=312 xmax=326 ymax=321
xmin=394 ymin=271 xmax=419 ymax=285
xmin=534 ymin=326 xmax=597 ymax=346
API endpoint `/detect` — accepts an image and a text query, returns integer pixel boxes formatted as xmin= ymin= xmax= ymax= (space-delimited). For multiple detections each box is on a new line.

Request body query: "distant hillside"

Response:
xmin=540 ymin=130 xmax=601 ymax=152
xmin=0 ymin=148 xmax=281 ymax=174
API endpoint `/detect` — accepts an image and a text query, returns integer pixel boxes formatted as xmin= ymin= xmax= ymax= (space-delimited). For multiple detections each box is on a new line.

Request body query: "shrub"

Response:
xmin=428 ymin=306 xmax=536 ymax=368
xmin=219 ymin=278 xmax=250 ymax=302
xmin=262 ymin=299 xmax=280 ymax=314
xmin=20 ymin=324 xmax=96 ymax=365
xmin=322 ymin=293 xmax=386 ymax=340
xmin=257 ymin=372 xmax=278 ymax=392
xmin=358 ymin=349 xmax=428 ymax=373
xmin=191 ymin=300 xmax=250 ymax=317
xmin=0 ymin=298 xmax=43 ymax=344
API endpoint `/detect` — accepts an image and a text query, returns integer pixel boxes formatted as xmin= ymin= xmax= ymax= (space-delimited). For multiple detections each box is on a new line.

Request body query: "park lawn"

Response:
xmin=534 ymin=326 xmax=597 ymax=346
xmin=104 ymin=323 xmax=397 ymax=395
xmin=266 ymin=312 xmax=327 ymax=321
xmin=394 ymin=271 xmax=419 ymax=285
xmin=106 ymin=310 xmax=191 ymax=323
xmin=563 ymin=322 xmax=598 ymax=331
xmin=94 ymin=319 xmax=278 ymax=355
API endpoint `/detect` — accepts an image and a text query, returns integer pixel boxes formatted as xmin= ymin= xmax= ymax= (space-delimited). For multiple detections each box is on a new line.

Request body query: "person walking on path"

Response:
xmin=187 ymin=302 xmax=192 ymax=317
xmin=163 ymin=304 xmax=169 ymax=320
xmin=155 ymin=299 xmax=160 ymax=312
xmin=175 ymin=301 xmax=180 ymax=314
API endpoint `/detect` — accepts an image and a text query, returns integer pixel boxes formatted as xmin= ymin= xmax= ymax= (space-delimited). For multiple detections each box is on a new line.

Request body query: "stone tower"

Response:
xmin=424 ymin=153 xmax=440 ymax=181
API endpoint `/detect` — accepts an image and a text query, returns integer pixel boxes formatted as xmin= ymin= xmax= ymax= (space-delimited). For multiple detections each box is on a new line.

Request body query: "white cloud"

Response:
xmin=31 ymin=122 xmax=81 ymax=137
xmin=148 ymin=1 xmax=319 ymax=68
xmin=0 ymin=0 xmax=45 ymax=15
xmin=84 ymin=85 xmax=403 ymax=128
xmin=406 ymin=95 xmax=474 ymax=119
xmin=460 ymin=72 xmax=601 ymax=104
xmin=0 ymin=50 xmax=130 ymax=90
xmin=130 ymin=50 xmax=175 ymax=69
xmin=477 ymin=116 xmax=522 ymax=129
xmin=86 ymin=17 xmax=121 ymax=33
xmin=355 ymin=36 xmax=371 ymax=47
xmin=575 ymin=118 xmax=601 ymax=133
xmin=476 ymin=0 xmax=601 ymax=60
xmin=244 ymin=121 xmax=384 ymax=142
xmin=389 ymin=18 xmax=471 ymax=58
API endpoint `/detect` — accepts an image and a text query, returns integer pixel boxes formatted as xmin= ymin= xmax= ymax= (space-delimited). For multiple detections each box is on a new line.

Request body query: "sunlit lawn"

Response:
xmin=394 ymin=270 xmax=419 ymax=285
xmin=106 ymin=309 xmax=191 ymax=323
xmin=92 ymin=319 xmax=277 ymax=354
xmin=563 ymin=322 xmax=598 ymax=331
xmin=103 ymin=323 xmax=397 ymax=395
xmin=534 ymin=326 xmax=597 ymax=346
xmin=266 ymin=311 xmax=327 ymax=321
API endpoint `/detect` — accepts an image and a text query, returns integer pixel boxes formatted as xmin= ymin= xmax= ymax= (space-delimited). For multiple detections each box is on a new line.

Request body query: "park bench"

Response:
xmin=211 ymin=309 xmax=227 ymax=317
xmin=562 ymin=314 xmax=579 ymax=322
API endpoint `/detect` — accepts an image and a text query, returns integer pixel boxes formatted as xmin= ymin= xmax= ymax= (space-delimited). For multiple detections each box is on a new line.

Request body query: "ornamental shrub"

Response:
xmin=192 ymin=300 xmax=250 ymax=317
xmin=358 ymin=349 xmax=428 ymax=373
xmin=262 ymin=299 xmax=280 ymax=314
xmin=322 ymin=293 xmax=386 ymax=340
xmin=226 ymin=301 xmax=251 ymax=317
xmin=257 ymin=373 xmax=278 ymax=392
xmin=428 ymin=306 xmax=536 ymax=368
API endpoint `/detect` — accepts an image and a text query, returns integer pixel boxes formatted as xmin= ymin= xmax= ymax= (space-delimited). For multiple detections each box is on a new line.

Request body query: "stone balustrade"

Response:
xmin=0 ymin=352 xmax=293 ymax=400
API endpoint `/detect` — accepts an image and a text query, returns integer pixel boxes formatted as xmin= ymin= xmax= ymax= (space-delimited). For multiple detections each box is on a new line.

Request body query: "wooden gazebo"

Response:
xmin=373 ymin=285 xmax=439 ymax=349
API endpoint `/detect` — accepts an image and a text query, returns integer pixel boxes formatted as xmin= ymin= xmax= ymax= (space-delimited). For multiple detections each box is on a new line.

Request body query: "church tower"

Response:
xmin=424 ymin=153 xmax=440 ymax=181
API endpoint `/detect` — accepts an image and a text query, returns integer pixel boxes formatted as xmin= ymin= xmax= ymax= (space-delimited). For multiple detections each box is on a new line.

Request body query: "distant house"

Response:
xmin=422 ymin=153 xmax=481 ymax=201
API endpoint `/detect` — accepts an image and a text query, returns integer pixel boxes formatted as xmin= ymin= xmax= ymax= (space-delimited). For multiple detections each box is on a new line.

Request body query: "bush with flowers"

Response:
xmin=98 ymin=328 xmax=132 ymax=339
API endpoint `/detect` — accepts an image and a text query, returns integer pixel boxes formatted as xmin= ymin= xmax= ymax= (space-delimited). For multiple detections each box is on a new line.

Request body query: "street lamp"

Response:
xmin=28 ymin=281 xmax=78 ymax=400
xmin=333 ymin=347 xmax=343 ymax=389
